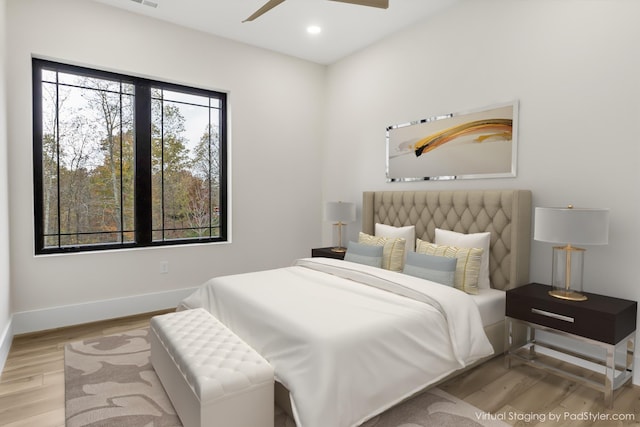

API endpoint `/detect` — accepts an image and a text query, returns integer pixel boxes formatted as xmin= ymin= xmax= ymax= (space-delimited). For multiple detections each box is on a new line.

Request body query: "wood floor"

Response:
xmin=1 ymin=311 xmax=639 ymax=427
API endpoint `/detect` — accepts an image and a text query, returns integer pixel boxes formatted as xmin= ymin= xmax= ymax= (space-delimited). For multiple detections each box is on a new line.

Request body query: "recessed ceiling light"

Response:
xmin=307 ymin=25 xmax=322 ymax=35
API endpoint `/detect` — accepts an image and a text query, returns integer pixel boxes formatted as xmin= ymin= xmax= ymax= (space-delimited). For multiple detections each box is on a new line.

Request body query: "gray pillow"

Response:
xmin=403 ymin=252 xmax=457 ymax=286
xmin=344 ymin=241 xmax=384 ymax=268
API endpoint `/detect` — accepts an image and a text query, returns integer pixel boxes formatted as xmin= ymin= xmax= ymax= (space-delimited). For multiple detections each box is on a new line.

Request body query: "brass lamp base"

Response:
xmin=548 ymin=289 xmax=588 ymax=301
xmin=549 ymin=243 xmax=587 ymax=302
xmin=331 ymin=247 xmax=347 ymax=253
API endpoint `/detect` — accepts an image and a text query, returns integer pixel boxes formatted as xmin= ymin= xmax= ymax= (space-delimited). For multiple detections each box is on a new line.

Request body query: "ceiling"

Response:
xmin=93 ymin=0 xmax=460 ymax=64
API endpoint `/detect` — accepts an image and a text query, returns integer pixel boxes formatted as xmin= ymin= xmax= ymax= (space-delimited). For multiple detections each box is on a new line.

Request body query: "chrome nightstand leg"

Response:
xmin=528 ymin=326 xmax=536 ymax=358
xmin=628 ymin=337 xmax=636 ymax=385
xmin=605 ymin=345 xmax=615 ymax=408
xmin=505 ymin=318 xmax=512 ymax=369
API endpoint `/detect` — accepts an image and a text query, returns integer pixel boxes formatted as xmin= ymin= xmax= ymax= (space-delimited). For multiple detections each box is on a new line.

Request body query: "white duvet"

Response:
xmin=179 ymin=257 xmax=494 ymax=427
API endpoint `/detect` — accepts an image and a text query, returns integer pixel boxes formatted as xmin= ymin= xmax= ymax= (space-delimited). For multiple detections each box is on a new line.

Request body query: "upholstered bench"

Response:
xmin=150 ymin=308 xmax=274 ymax=427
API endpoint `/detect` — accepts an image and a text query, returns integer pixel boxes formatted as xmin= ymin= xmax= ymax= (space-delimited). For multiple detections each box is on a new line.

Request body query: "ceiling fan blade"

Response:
xmin=243 ymin=0 xmax=287 ymax=22
xmin=329 ymin=0 xmax=389 ymax=9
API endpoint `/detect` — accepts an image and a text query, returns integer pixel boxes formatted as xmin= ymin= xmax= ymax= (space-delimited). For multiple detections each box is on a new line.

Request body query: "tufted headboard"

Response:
xmin=362 ymin=190 xmax=532 ymax=291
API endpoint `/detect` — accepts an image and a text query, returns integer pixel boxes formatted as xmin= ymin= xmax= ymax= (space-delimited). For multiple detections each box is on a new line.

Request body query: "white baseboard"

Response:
xmin=11 ymin=287 xmax=198 ymax=335
xmin=0 ymin=317 xmax=13 ymax=376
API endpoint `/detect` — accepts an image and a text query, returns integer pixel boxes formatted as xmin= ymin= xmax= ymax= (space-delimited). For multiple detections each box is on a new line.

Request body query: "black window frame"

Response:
xmin=32 ymin=58 xmax=228 ymax=255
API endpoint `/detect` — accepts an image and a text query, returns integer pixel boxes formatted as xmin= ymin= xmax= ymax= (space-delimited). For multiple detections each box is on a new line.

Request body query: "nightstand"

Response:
xmin=311 ymin=247 xmax=346 ymax=260
xmin=505 ymin=283 xmax=636 ymax=407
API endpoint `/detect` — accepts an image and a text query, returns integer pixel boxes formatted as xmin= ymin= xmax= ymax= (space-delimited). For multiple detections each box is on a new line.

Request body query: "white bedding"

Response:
xmin=471 ymin=287 xmax=506 ymax=327
xmin=179 ymin=258 xmax=494 ymax=427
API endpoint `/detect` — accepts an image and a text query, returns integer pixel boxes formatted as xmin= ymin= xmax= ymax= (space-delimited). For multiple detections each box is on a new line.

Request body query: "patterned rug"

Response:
xmin=64 ymin=328 xmax=508 ymax=427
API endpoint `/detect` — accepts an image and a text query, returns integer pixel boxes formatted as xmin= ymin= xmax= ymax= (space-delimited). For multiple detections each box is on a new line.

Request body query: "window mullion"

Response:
xmin=208 ymin=99 xmax=212 ymax=238
xmin=134 ymin=82 xmax=152 ymax=245
xmin=160 ymin=91 xmax=165 ymax=242
xmin=55 ymin=72 xmax=61 ymax=249
xmin=119 ymin=84 xmax=124 ymax=243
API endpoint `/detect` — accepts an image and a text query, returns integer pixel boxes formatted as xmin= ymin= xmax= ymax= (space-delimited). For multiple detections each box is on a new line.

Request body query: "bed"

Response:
xmin=362 ymin=190 xmax=532 ymax=353
xmin=179 ymin=189 xmax=532 ymax=427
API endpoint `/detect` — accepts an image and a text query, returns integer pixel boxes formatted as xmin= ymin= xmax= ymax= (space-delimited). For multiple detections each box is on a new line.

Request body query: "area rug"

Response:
xmin=65 ymin=328 xmax=508 ymax=427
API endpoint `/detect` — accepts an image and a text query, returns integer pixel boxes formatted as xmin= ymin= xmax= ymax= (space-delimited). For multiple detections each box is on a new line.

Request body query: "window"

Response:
xmin=32 ymin=59 xmax=227 ymax=254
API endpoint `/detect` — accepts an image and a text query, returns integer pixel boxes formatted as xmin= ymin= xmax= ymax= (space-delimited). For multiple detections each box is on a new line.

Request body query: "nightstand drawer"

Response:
xmin=506 ymin=283 xmax=636 ymax=345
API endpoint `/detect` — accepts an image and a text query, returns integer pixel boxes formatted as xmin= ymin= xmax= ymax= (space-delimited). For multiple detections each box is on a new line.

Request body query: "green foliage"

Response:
xmin=41 ymin=76 xmax=221 ymax=247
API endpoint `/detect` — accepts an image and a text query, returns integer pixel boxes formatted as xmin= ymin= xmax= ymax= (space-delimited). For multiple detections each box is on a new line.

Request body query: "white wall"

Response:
xmin=6 ymin=0 xmax=325 ymax=332
xmin=324 ymin=0 xmax=640 ymax=304
xmin=5 ymin=0 xmax=640 ymax=342
xmin=0 ymin=0 xmax=12 ymax=365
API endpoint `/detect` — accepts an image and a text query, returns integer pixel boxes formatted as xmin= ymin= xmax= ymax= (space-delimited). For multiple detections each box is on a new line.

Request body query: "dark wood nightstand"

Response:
xmin=505 ymin=283 xmax=637 ymax=407
xmin=311 ymin=247 xmax=346 ymax=260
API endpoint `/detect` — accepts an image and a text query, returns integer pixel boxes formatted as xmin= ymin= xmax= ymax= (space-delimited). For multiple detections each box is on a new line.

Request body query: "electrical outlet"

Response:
xmin=160 ymin=261 xmax=169 ymax=274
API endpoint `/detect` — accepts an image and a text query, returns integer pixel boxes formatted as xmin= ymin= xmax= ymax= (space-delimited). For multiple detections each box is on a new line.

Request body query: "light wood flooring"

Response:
xmin=1 ymin=311 xmax=639 ymax=426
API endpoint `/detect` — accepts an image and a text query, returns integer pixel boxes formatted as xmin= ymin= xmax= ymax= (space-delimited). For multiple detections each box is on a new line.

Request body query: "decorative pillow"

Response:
xmin=435 ymin=229 xmax=491 ymax=290
xmin=403 ymin=252 xmax=457 ymax=286
xmin=358 ymin=232 xmax=406 ymax=272
xmin=416 ymin=239 xmax=482 ymax=294
xmin=344 ymin=241 xmax=384 ymax=268
xmin=375 ymin=223 xmax=416 ymax=256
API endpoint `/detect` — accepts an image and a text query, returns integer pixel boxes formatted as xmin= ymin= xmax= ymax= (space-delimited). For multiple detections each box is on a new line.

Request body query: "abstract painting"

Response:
xmin=386 ymin=101 xmax=518 ymax=181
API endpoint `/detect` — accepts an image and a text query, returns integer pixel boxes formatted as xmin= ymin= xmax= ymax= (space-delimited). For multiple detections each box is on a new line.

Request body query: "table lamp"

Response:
xmin=325 ymin=201 xmax=356 ymax=253
xmin=534 ymin=206 xmax=609 ymax=301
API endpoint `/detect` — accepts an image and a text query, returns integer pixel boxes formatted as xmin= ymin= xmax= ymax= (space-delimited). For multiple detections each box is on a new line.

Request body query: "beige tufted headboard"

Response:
xmin=362 ymin=190 xmax=532 ymax=291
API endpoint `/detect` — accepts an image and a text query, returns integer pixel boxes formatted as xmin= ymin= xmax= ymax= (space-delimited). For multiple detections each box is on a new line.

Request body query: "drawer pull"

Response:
xmin=531 ymin=308 xmax=574 ymax=323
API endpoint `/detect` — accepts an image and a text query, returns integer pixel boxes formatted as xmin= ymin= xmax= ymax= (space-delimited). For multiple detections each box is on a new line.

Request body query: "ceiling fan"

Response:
xmin=243 ymin=0 xmax=389 ymax=22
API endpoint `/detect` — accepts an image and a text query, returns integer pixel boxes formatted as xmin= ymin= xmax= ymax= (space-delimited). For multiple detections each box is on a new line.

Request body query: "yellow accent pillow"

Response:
xmin=416 ymin=239 xmax=483 ymax=294
xmin=435 ymin=228 xmax=491 ymax=290
xmin=358 ymin=232 xmax=406 ymax=272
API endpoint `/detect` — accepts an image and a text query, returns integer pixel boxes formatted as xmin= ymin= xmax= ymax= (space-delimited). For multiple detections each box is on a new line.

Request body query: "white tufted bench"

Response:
xmin=150 ymin=308 xmax=274 ymax=427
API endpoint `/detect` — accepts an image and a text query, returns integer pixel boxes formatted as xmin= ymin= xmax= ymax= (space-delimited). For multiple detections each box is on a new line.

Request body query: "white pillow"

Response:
xmin=435 ymin=228 xmax=491 ymax=289
xmin=375 ymin=223 xmax=416 ymax=256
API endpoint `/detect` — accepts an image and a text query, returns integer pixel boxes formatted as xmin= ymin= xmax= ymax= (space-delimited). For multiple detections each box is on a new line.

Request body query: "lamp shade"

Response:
xmin=325 ymin=201 xmax=356 ymax=223
xmin=534 ymin=207 xmax=609 ymax=246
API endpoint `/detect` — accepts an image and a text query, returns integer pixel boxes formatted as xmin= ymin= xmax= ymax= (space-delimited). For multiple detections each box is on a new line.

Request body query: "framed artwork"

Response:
xmin=386 ymin=101 xmax=518 ymax=182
